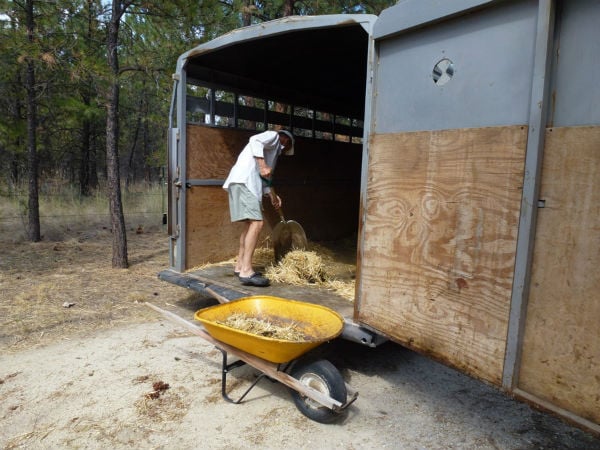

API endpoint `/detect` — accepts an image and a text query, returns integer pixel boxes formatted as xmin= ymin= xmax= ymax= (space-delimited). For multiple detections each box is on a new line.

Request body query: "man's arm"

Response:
xmin=255 ymin=156 xmax=272 ymax=178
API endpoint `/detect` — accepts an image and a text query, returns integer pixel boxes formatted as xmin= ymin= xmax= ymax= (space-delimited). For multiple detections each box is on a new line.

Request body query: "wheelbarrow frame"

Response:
xmin=145 ymin=302 xmax=358 ymax=417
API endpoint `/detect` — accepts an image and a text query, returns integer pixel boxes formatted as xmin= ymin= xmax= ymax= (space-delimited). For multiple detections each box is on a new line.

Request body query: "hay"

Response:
xmin=265 ymin=250 xmax=327 ymax=285
xmin=324 ymin=279 xmax=356 ymax=300
xmin=265 ymin=249 xmax=356 ymax=301
xmin=185 ymin=243 xmax=356 ymax=302
xmin=187 ymin=248 xmax=274 ymax=272
xmin=217 ymin=312 xmax=306 ymax=341
xmin=134 ymin=384 xmax=191 ymax=422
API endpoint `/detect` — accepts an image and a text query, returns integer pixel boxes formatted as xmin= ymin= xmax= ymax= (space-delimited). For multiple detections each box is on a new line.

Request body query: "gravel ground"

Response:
xmin=2 ymin=317 xmax=600 ymax=449
xmin=1 ymin=231 xmax=599 ymax=449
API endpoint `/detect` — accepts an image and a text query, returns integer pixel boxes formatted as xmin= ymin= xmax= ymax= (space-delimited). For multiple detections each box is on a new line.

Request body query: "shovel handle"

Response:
xmin=268 ymin=186 xmax=286 ymax=222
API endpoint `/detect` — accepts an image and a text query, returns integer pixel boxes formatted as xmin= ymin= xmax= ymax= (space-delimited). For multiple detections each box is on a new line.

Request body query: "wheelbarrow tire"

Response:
xmin=289 ymin=359 xmax=347 ymax=424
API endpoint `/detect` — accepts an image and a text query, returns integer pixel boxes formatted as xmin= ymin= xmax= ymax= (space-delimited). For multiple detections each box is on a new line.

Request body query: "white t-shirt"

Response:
xmin=223 ymin=131 xmax=283 ymax=199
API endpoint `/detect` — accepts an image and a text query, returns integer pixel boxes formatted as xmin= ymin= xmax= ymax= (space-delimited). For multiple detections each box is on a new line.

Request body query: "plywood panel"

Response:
xmin=357 ymin=126 xmax=527 ymax=384
xmin=518 ymin=126 xmax=600 ymax=425
xmin=187 ymin=126 xmax=253 ymax=179
xmin=185 ymin=186 xmax=274 ymax=269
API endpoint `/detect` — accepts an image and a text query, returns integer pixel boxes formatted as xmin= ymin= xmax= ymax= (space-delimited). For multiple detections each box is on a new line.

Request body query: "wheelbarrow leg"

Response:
xmin=219 ymin=348 xmax=268 ymax=404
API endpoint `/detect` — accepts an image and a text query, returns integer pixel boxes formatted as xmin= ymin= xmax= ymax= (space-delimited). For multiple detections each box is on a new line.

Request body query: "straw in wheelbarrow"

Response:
xmin=268 ymin=186 xmax=307 ymax=262
xmin=194 ymin=296 xmax=344 ymax=363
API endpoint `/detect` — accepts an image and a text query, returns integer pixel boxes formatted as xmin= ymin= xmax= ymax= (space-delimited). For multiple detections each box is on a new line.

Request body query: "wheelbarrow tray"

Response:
xmin=193 ymin=295 xmax=344 ymax=364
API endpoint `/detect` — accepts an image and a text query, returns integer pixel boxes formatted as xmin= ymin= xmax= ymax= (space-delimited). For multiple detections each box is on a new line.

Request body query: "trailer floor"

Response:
xmin=159 ymin=264 xmax=354 ymax=318
xmin=160 ymin=239 xmax=358 ymax=318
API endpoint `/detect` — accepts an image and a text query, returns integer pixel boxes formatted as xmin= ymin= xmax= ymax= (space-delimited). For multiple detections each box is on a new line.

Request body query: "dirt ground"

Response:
xmin=1 ymin=230 xmax=599 ymax=449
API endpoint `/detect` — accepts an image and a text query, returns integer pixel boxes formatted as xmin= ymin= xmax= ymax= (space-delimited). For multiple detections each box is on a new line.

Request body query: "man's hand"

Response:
xmin=271 ymin=194 xmax=282 ymax=209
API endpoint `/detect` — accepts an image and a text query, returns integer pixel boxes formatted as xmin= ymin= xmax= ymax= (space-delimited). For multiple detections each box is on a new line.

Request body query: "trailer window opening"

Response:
xmin=185 ymin=84 xmax=363 ymax=143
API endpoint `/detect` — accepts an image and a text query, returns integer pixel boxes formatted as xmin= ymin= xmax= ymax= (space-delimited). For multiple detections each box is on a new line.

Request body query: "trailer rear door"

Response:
xmin=356 ymin=0 xmax=536 ymax=385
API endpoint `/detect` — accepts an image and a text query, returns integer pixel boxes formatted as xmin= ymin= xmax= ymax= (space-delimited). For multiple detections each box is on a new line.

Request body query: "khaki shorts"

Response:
xmin=228 ymin=183 xmax=263 ymax=222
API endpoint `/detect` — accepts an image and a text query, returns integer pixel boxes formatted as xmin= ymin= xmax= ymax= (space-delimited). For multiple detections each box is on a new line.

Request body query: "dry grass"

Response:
xmin=134 ymin=383 xmax=191 ymax=423
xmin=266 ymin=250 xmax=327 ymax=284
xmin=0 ymin=226 xmax=355 ymax=354
xmin=0 ymin=178 xmax=355 ymax=353
xmin=0 ymin=182 xmax=165 ymax=243
xmin=217 ymin=312 xmax=307 ymax=341
xmin=191 ymin=244 xmax=357 ymax=301
xmin=264 ymin=247 xmax=356 ymax=301
xmin=0 ymin=229 xmax=185 ymax=352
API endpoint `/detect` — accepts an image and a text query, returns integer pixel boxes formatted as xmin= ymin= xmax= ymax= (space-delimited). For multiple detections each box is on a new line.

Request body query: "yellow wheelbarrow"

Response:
xmin=146 ymin=296 xmax=357 ymax=424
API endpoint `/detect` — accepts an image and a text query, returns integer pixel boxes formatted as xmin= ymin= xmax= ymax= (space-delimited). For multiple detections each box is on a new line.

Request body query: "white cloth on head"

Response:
xmin=223 ymin=130 xmax=283 ymax=200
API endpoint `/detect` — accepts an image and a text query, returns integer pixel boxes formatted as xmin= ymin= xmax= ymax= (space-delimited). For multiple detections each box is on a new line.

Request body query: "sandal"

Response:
xmin=234 ymin=270 xmax=261 ymax=277
xmin=238 ymin=273 xmax=270 ymax=287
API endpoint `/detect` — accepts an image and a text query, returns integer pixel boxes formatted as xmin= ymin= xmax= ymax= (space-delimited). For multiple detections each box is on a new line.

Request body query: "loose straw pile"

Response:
xmin=189 ymin=246 xmax=356 ymax=301
xmin=265 ymin=249 xmax=355 ymax=300
xmin=265 ymin=250 xmax=327 ymax=285
xmin=217 ymin=312 xmax=306 ymax=341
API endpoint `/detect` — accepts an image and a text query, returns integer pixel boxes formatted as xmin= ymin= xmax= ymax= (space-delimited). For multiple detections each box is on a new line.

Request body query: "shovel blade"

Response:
xmin=272 ymin=220 xmax=307 ymax=262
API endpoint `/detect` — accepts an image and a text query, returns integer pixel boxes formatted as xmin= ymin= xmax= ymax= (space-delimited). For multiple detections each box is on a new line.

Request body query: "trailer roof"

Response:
xmin=178 ymin=15 xmax=376 ymax=118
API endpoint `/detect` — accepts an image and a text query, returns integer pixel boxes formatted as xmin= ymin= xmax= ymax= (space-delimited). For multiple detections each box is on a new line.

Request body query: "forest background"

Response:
xmin=0 ymin=0 xmax=395 ymax=266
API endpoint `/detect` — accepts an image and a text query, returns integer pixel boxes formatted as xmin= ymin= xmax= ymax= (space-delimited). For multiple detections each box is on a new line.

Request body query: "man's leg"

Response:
xmin=234 ymin=222 xmax=248 ymax=274
xmin=238 ymin=219 xmax=263 ymax=278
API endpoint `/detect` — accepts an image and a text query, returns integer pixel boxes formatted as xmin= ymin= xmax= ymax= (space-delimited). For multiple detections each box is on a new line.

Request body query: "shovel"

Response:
xmin=268 ymin=186 xmax=308 ymax=262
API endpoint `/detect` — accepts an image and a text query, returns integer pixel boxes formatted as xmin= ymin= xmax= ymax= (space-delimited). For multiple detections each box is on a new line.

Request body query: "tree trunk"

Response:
xmin=106 ymin=2 xmax=128 ymax=268
xmin=25 ymin=0 xmax=40 ymax=242
xmin=80 ymin=109 xmax=91 ymax=196
xmin=125 ymin=95 xmax=143 ymax=190
xmin=89 ymin=127 xmax=98 ymax=189
xmin=282 ymin=0 xmax=296 ymax=16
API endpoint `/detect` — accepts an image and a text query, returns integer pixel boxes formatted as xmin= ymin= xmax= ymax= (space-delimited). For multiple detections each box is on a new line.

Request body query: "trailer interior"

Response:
xmin=160 ymin=16 xmax=383 ymax=345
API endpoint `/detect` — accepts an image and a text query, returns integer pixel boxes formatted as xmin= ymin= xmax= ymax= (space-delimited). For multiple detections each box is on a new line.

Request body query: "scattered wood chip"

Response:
xmin=144 ymin=380 xmax=170 ymax=400
xmin=152 ymin=381 xmax=170 ymax=392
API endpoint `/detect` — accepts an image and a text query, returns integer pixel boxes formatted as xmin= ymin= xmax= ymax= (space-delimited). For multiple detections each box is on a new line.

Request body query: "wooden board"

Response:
xmin=185 ymin=185 xmax=281 ymax=269
xmin=187 ymin=126 xmax=253 ymax=179
xmin=518 ymin=126 xmax=600 ymax=425
xmin=356 ymin=126 xmax=527 ymax=384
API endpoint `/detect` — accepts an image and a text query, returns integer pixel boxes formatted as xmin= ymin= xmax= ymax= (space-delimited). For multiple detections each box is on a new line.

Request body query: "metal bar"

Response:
xmin=209 ymin=88 xmax=216 ymax=125
xmin=355 ymin=23 xmax=377 ymax=314
xmin=512 ymin=388 xmax=600 ymax=435
xmin=185 ymin=179 xmax=225 ymax=186
xmin=233 ymin=93 xmax=239 ymax=128
xmin=219 ymin=349 xmax=267 ymax=404
xmin=174 ymin=66 xmax=187 ymax=272
xmin=263 ymin=98 xmax=268 ymax=130
xmin=502 ymin=0 xmax=556 ymax=391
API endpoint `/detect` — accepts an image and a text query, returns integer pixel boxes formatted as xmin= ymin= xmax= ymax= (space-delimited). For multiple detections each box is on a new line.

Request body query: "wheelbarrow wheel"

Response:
xmin=289 ymin=359 xmax=347 ymax=423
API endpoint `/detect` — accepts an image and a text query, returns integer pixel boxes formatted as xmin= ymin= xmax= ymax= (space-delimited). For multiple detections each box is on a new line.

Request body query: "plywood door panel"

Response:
xmin=518 ymin=126 xmax=600 ymax=425
xmin=357 ymin=126 xmax=527 ymax=384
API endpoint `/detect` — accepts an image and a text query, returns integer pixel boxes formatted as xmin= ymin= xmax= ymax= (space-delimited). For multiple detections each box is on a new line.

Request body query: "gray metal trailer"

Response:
xmin=161 ymin=1 xmax=600 ymax=434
